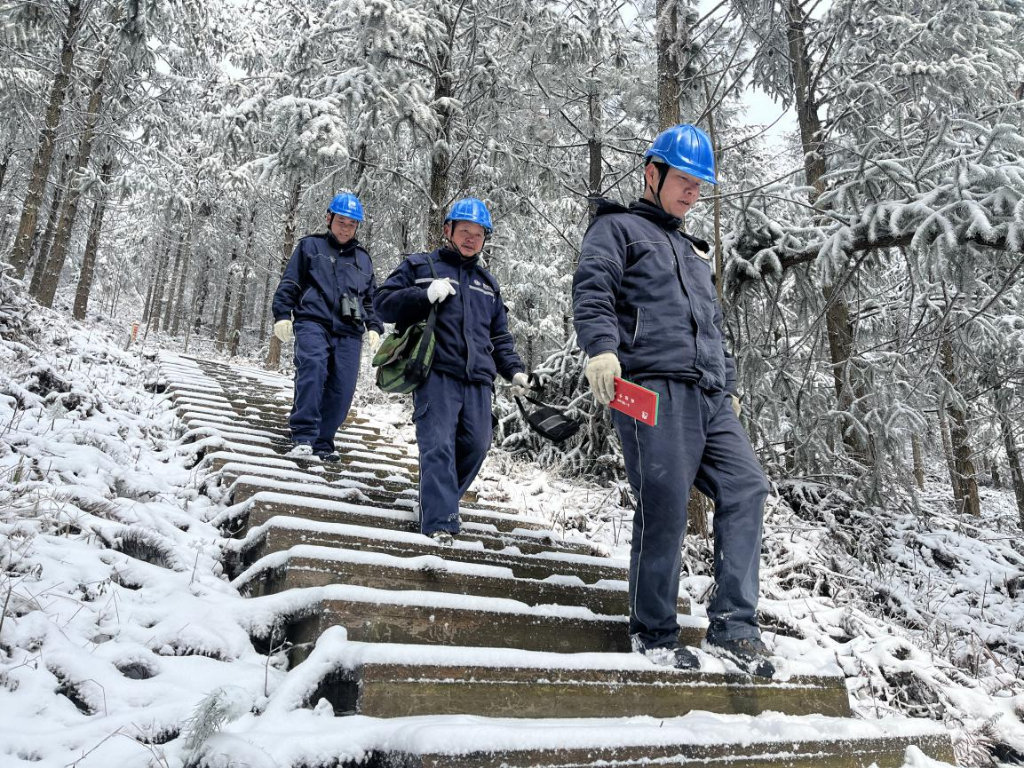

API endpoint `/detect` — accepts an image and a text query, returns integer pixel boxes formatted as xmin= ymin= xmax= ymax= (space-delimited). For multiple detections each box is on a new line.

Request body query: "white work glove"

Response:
xmin=510 ymin=372 xmax=531 ymax=397
xmin=585 ymin=352 xmax=620 ymax=405
xmin=273 ymin=319 xmax=293 ymax=343
xmin=365 ymin=330 xmax=381 ymax=354
xmin=427 ymin=278 xmax=457 ymax=304
xmin=731 ymin=394 xmax=741 ymax=417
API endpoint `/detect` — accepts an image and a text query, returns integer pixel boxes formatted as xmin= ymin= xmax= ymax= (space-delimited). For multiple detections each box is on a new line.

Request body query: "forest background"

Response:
xmin=1 ymin=0 xmax=1023 ymax=559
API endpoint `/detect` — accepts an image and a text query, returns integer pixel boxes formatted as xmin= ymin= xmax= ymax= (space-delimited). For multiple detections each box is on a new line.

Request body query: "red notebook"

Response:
xmin=610 ymin=377 xmax=659 ymax=427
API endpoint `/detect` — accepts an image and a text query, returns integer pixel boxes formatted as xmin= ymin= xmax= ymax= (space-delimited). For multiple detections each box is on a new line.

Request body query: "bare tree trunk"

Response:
xmin=144 ymin=240 xmax=171 ymax=324
xmin=426 ymin=31 xmax=454 ymax=248
xmin=941 ymin=340 xmax=980 ymax=516
xmin=258 ymin=261 xmax=274 ymax=343
xmin=72 ymin=156 xmax=114 ymax=320
xmin=585 ymin=87 xmax=603 ymax=223
xmin=28 ymin=152 xmax=72 ymax=286
xmin=911 ymin=432 xmax=925 ymax=490
xmin=656 ymin=0 xmax=681 ymax=129
xmin=0 ymin=143 xmax=13 ymax=196
xmin=938 ymin=410 xmax=961 ymax=502
xmin=228 ymin=266 xmax=251 ymax=357
xmin=785 ymin=0 xmax=870 ymax=467
xmin=997 ymin=399 xmax=1024 ymax=525
xmin=159 ymin=235 xmax=186 ymax=332
xmin=266 ymin=178 xmax=303 ymax=369
xmin=216 ymin=214 xmax=243 ymax=351
xmin=9 ymin=0 xmax=85 ymax=279
xmin=192 ymin=246 xmax=214 ymax=336
xmin=170 ymin=232 xmax=193 ymax=336
xmin=34 ymin=51 xmax=113 ymax=308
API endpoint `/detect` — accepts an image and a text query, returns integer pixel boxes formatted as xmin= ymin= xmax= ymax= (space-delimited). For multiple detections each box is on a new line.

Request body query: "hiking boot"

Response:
xmin=285 ymin=443 xmax=317 ymax=459
xmin=702 ymin=636 xmax=775 ymax=678
xmin=631 ymin=635 xmax=700 ymax=670
xmin=428 ymin=530 xmax=455 ymax=546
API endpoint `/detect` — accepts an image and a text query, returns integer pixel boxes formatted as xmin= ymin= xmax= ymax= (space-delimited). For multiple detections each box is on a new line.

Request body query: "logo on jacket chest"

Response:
xmin=469 ymin=278 xmax=495 ymax=299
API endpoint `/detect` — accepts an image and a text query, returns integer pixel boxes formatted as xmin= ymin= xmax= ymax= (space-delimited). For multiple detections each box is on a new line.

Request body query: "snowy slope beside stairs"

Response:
xmin=159 ymin=352 xmax=955 ymax=768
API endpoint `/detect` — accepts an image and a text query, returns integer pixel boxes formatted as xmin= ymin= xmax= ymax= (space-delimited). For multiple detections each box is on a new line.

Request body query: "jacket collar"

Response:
xmin=438 ymin=246 xmax=479 ymax=268
xmin=628 ymin=199 xmax=682 ymax=230
xmin=326 ymin=232 xmax=360 ymax=253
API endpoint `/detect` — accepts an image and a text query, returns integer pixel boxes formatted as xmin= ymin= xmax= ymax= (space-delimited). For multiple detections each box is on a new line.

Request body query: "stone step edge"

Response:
xmin=228 ymin=478 xmax=551 ymax=532
xmin=232 ymin=544 xmax=631 ymax=602
xmin=227 ymin=515 xmax=629 ymax=575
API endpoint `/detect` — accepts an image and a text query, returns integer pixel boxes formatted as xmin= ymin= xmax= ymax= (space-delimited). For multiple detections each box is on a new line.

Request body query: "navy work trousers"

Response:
xmin=611 ymin=378 xmax=769 ymax=648
xmin=289 ymin=320 xmax=362 ymax=454
xmin=413 ymin=371 xmax=492 ymax=535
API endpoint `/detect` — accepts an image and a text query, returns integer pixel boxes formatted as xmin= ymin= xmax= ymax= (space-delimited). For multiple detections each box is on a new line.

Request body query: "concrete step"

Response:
xmin=267 ymin=585 xmax=702 ymax=662
xmin=181 ymin=425 xmax=413 ymax=463
xmin=181 ymin=430 xmax=417 ymax=481
xmin=228 ymin=517 xmax=631 ymax=588
xmin=291 ymin=639 xmax=851 ymax=719
xmin=226 ymin=478 xmax=550 ymax=534
xmin=235 ymin=544 xmax=636 ymax=616
xmin=202 ymin=453 xmax=422 ymax=498
xmin=204 ymin=706 xmax=954 ymax=768
xmin=237 ymin=493 xmax=606 ymax=559
xmin=174 ymin=406 xmax=388 ymax=443
xmin=213 ymin=461 xmax=509 ymax=516
xmin=376 ymin=731 xmax=955 ymax=768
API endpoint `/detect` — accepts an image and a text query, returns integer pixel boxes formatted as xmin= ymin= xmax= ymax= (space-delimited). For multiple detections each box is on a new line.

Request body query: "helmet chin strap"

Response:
xmin=646 ymin=161 xmax=670 ymax=212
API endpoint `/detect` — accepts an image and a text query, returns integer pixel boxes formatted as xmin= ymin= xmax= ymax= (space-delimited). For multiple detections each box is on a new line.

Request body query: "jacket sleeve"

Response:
xmin=572 ymin=217 xmax=627 ymax=358
xmin=373 ymin=257 xmax=432 ymax=328
xmin=714 ymin=299 xmax=737 ymax=395
xmin=362 ymin=262 xmax=385 ymax=334
xmin=490 ymin=295 xmax=526 ymax=381
xmin=272 ymin=242 xmax=305 ymax=322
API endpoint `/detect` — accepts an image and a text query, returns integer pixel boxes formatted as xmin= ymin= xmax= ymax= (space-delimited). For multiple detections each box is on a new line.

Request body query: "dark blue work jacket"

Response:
xmin=272 ymin=233 xmax=384 ymax=338
xmin=572 ymin=199 xmax=736 ymax=393
xmin=374 ymin=248 xmax=525 ymax=386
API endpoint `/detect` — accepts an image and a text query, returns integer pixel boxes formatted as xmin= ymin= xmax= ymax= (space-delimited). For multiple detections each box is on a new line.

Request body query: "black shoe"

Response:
xmin=316 ymin=451 xmax=341 ymax=462
xmin=702 ymin=636 xmax=775 ymax=678
xmin=631 ymin=635 xmax=700 ymax=670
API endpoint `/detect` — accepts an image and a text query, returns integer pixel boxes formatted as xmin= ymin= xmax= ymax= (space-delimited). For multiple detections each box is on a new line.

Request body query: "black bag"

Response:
xmin=515 ymin=394 xmax=580 ymax=443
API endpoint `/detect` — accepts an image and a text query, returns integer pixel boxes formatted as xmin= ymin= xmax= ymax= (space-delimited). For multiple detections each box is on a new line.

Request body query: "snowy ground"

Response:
xmin=1 ymin=291 xmax=1023 ymax=766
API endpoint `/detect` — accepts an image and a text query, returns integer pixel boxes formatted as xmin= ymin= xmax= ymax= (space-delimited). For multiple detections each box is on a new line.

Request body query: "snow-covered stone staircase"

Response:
xmin=158 ymin=352 xmax=956 ymax=768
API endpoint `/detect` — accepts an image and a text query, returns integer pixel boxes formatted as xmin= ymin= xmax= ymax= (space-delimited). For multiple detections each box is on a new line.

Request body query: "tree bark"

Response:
xmin=911 ymin=432 xmax=925 ymax=490
xmin=940 ymin=340 xmax=980 ymax=516
xmin=426 ymin=25 xmax=454 ymax=248
xmin=28 ymin=151 xmax=73 ymax=289
xmin=34 ymin=50 xmax=113 ymax=308
xmin=656 ymin=0 xmax=681 ymax=129
xmin=997 ymin=399 xmax=1024 ymax=525
xmin=229 ymin=266 xmax=251 ymax=357
xmin=159 ymin=235 xmax=186 ymax=332
xmin=266 ymin=177 xmax=303 ymax=369
xmin=0 ymin=143 xmax=13 ymax=197
xmin=144 ymin=240 xmax=171 ymax=324
xmin=9 ymin=0 xmax=85 ymax=279
xmin=217 ymin=213 xmax=244 ymax=351
xmin=170 ymin=231 xmax=193 ymax=336
xmin=784 ymin=0 xmax=871 ymax=467
xmin=72 ymin=156 xmax=114 ymax=320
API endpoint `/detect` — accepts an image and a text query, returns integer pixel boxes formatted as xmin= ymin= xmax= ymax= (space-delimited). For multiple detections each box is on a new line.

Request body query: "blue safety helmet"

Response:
xmin=644 ymin=124 xmax=717 ymax=185
xmin=444 ymin=197 xmax=493 ymax=233
xmin=327 ymin=192 xmax=364 ymax=222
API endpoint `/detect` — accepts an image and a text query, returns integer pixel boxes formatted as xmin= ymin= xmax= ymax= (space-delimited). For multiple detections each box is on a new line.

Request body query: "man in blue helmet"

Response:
xmin=375 ymin=198 xmax=531 ymax=545
xmin=272 ymin=192 xmax=384 ymax=461
xmin=572 ymin=125 xmax=773 ymax=676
